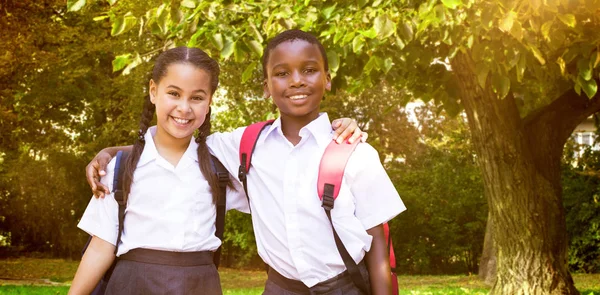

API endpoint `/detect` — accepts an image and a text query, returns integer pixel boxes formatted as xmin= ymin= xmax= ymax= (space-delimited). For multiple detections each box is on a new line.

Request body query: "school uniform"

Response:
xmin=79 ymin=126 xmax=248 ymax=295
xmin=207 ymin=113 xmax=406 ymax=294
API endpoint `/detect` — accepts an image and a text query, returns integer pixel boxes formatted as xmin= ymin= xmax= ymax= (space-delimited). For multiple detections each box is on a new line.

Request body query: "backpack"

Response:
xmin=238 ymin=120 xmax=399 ymax=295
xmin=81 ymin=150 xmax=229 ymax=295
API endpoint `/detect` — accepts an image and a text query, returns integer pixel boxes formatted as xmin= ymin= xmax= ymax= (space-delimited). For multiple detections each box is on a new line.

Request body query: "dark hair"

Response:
xmin=261 ymin=29 xmax=329 ymax=78
xmin=123 ymin=47 xmax=227 ymax=204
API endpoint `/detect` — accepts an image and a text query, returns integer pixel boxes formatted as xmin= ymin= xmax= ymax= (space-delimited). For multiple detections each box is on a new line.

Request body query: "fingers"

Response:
xmin=95 ymin=181 xmax=110 ymax=199
xmin=86 ymin=160 xmax=100 ymax=193
xmin=360 ymin=131 xmax=369 ymax=143
xmin=348 ymin=126 xmax=363 ymax=144
xmin=332 ymin=118 xmax=354 ymax=144
xmin=86 ymin=157 xmax=111 ymax=198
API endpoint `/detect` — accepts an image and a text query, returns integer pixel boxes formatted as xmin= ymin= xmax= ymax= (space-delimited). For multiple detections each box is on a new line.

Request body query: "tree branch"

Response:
xmin=523 ymin=80 xmax=600 ymax=144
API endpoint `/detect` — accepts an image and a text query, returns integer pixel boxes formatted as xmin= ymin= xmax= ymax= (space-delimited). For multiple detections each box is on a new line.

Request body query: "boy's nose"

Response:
xmin=290 ymin=71 xmax=305 ymax=88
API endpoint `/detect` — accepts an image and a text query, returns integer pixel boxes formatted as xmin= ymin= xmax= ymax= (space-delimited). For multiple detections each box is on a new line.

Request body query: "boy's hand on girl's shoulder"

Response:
xmin=332 ymin=118 xmax=368 ymax=144
xmin=86 ymin=150 xmax=113 ymax=198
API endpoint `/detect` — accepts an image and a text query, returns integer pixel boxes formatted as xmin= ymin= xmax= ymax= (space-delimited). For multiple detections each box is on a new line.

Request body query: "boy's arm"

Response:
xmin=68 ymin=236 xmax=116 ymax=295
xmin=365 ymin=224 xmax=393 ymax=295
xmin=86 ymin=146 xmax=132 ymax=198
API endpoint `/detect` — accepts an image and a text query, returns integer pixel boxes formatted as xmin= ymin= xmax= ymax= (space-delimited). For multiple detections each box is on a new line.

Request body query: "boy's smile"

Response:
xmin=264 ymin=39 xmax=331 ymax=124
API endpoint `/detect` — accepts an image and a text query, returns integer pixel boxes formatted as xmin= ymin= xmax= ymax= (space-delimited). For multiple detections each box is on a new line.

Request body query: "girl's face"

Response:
xmin=150 ymin=63 xmax=212 ymax=144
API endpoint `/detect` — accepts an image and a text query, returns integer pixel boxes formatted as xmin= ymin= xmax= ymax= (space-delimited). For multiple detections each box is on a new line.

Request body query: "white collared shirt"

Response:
xmin=207 ymin=113 xmax=406 ymax=287
xmin=78 ymin=126 xmax=248 ymax=256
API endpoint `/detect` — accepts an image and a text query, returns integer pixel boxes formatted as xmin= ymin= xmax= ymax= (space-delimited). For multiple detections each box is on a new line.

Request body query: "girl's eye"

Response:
xmin=192 ymin=96 xmax=204 ymax=101
xmin=168 ymin=91 xmax=179 ymax=97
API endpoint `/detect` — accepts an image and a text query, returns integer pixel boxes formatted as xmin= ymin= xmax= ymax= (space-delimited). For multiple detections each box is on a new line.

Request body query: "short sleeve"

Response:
xmin=206 ymin=128 xmax=245 ymax=180
xmin=225 ymin=175 xmax=250 ymax=214
xmin=344 ymin=143 xmax=406 ymax=230
xmin=77 ymin=157 xmax=120 ymax=246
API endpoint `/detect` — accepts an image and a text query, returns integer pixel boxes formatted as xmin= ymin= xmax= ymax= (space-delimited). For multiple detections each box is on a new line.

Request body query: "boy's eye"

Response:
xmin=274 ymin=71 xmax=288 ymax=77
xmin=304 ymin=68 xmax=317 ymax=74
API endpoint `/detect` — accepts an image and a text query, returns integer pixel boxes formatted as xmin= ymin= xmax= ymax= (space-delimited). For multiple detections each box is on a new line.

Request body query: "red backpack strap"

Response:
xmin=317 ymin=140 xmax=370 ymax=294
xmin=317 ymin=140 xmax=360 ymax=204
xmin=384 ymin=222 xmax=399 ymax=294
xmin=238 ymin=120 xmax=274 ymax=210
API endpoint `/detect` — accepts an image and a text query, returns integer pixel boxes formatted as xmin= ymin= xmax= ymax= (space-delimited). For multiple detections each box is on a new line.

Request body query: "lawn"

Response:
xmin=0 ymin=258 xmax=598 ymax=294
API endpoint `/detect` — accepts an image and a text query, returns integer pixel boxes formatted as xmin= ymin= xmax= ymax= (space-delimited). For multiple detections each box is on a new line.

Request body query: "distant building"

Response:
xmin=573 ymin=117 xmax=599 ymax=156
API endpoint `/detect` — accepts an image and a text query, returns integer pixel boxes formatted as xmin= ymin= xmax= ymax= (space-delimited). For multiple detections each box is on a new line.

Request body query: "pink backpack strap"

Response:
xmin=317 ymin=139 xmax=360 ymax=205
xmin=317 ymin=139 xmax=370 ymax=294
xmin=238 ymin=120 xmax=275 ymax=212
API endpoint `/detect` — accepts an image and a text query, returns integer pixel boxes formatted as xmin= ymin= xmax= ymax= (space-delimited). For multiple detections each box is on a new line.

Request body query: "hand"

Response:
xmin=85 ymin=149 xmax=113 ymax=198
xmin=331 ymin=118 xmax=368 ymax=144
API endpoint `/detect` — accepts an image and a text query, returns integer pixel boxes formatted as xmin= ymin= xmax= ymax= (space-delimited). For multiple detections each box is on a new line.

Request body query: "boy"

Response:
xmin=88 ymin=30 xmax=404 ymax=294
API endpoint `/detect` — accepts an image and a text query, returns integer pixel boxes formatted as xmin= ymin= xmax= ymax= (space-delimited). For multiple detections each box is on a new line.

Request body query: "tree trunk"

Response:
xmin=451 ymin=53 xmax=578 ymax=295
xmin=478 ymin=213 xmax=496 ymax=286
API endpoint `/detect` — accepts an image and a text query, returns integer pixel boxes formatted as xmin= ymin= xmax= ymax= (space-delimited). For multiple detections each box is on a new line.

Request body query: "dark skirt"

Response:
xmin=105 ymin=249 xmax=222 ymax=295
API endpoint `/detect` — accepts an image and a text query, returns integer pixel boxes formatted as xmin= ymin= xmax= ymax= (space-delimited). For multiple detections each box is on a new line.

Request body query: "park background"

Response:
xmin=1 ymin=0 xmax=599 ymax=294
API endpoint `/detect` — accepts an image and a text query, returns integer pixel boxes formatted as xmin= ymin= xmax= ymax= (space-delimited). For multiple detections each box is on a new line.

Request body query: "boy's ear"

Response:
xmin=263 ymin=79 xmax=271 ymax=99
xmin=325 ymin=72 xmax=332 ymax=91
xmin=149 ymin=79 xmax=157 ymax=103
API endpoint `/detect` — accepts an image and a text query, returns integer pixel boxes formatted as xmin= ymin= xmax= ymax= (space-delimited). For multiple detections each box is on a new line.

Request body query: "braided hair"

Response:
xmin=123 ymin=47 xmax=226 ymax=204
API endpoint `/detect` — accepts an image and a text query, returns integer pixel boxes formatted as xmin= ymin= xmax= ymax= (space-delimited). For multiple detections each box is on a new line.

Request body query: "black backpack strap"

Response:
xmin=321 ymin=187 xmax=371 ymax=295
xmin=113 ymin=150 xmax=130 ymax=255
xmin=210 ymin=155 xmax=229 ymax=268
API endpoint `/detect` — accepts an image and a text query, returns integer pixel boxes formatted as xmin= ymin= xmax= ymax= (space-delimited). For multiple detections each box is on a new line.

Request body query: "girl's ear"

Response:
xmin=149 ymin=79 xmax=157 ymax=103
xmin=263 ymin=79 xmax=271 ymax=99
xmin=325 ymin=72 xmax=332 ymax=92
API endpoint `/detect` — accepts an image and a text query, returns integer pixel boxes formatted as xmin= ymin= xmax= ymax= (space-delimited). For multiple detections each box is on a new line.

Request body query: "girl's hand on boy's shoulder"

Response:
xmin=86 ymin=150 xmax=113 ymax=199
xmin=332 ymin=118 xmax=368 ymax=144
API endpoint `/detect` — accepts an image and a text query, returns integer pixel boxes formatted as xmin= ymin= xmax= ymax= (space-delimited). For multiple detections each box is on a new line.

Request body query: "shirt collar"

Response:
xmin=257 ymin=113 xmax=333 ymax=149
xmin=137 ymin=126 xmax=198 ymax=167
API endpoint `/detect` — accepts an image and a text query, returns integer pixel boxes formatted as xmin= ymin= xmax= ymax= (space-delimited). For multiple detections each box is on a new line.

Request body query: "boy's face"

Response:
xmin=264 ymin=39 xmax=331 ymax=122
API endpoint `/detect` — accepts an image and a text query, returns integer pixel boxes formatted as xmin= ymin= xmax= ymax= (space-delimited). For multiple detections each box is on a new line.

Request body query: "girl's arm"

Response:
xmin=68 ymin=236 xmax=116 ymax=295
xmin=365 ymin=224 xmax=393 ymax=295
xmin=86 ymin=145 xmax=132 ymax=198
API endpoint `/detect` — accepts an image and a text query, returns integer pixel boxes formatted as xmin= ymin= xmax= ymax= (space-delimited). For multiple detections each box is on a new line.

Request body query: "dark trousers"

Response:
xmin=105 ymin=249 xmax=222 ymax=295
xmin=262 ymin=262 xmax=370 ymax=295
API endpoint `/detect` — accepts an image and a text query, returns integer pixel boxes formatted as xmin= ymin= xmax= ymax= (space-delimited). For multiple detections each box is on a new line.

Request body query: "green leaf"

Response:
xmin=374 ymin=14 xmax=396 ymax=39
xmin=326 ymin=50 xmax=340 ymax=73
xmin=93 ymin=15 xmax=110 ymax=21
xmin=516 ymin=53 xmax=527 ymax=82
xmin=111 ymin=13 xmax=137 ymax=36
xmin=528 ymin=45 xmax=546 ymax=65
xmin=492 ymin=73 xmax=511 ymax=99
xmin=510 ymin=20 xmax=523 ymax=41
xmin=212 ymin=33 xmax=224 ymax=51
xmin=359 ymin=28 xmax=377 ymax=39
xmin=67 ymin=0 xmax=86 ymax=12
xmin=122 ymin=53 xmax=142 ymax=75
xmin=241 ymin=62 xmax=257 ymax=83
xmin=400 ymin=21 xmax=414 ymax=42
xmin=107 ymin=0 xmax=117 ymax=5
xmin=383 ymin=57 xmax=393 ymax=74
xmin=475 ymin=62 xmax=489 ymax=89
xmin=557 ymin=13 xmax=576 ymax=27
xmin=556 ymin=56 xmax=566 ymax=76
xmin=352 ymin=36 xmax=364 ymax=53
xmin=322 ymin=4 xmax=337 ymax=19
xmin=181 ymin=0 xmax=196 ymax=8
xmin=247 ymin=40 xmax=263 ymax=57
xmin=221 ymin=39 xmax=235 ymax=60
xmin=364 ymin=55 xmax=381 ymax=73
xmin=112 ymin=54 xmax=131 ymax=72
xmin=541 ymin=21 xmax=552 ymax=41
xmin=441 ymin=0 xmax=461 ymax=9
xmin=578 ymin=58 xmax=592 ymax=81
xmin=593 ymin=51 xmax=600 ymax=68
xmin=499 ymin=11 xmax=516 ymax=32
xmin=578 ymin=75 xmax=598 ymax=98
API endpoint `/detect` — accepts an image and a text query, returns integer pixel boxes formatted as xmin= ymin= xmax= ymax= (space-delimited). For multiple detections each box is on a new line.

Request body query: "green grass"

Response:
xmin=1 ymin=258 xmax=599 ymax=294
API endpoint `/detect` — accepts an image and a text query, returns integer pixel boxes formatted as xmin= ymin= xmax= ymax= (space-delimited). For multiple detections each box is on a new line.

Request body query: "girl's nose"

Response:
xmin=177 ymin=98 xmax=192 ymax=112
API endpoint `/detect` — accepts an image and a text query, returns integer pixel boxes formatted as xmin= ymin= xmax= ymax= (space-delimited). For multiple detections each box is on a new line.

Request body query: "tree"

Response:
xmin=73 ymin=0 xmax=600 ymax=293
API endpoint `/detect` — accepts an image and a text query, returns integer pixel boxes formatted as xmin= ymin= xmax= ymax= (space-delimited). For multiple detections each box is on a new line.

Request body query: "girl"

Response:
xmin=69 ymin=47 xmax=246 ymax=295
